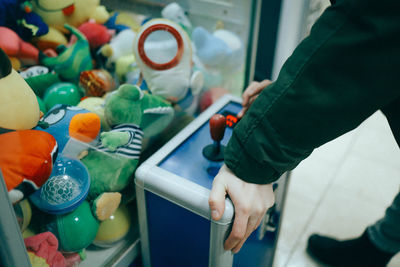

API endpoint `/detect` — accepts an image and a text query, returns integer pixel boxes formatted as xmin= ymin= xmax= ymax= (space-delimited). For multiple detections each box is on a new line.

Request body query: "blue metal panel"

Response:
xmin=233 ymin=226 xmax=278 ymax=267
xmin=128 ymin=255 xmax=142 ymax=267
xmin=145 ymin=191 xmax=211 ymax=267
xmin=158 ymin=102 xmax=242 ymax=189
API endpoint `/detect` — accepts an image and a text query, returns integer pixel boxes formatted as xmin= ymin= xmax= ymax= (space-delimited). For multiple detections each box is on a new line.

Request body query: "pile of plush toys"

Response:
xmin=0 ymin=1 xmax=245 ymax=266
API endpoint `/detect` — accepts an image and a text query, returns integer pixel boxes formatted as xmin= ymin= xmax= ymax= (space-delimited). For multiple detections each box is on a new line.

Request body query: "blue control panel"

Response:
xmin=158 ymin=101 xmax=242 ymax=189
xmin=137 ymin=98 xmax=288 ymax=267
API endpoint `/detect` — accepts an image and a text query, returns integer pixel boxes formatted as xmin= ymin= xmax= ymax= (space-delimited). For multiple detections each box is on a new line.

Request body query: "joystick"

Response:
xmin=202 ymin=114 xmax=226 ymax=161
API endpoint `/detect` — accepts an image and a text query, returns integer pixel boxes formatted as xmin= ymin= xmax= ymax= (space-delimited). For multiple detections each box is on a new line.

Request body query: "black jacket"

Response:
xmin=225 ymin=0 xmax=400 ymax=184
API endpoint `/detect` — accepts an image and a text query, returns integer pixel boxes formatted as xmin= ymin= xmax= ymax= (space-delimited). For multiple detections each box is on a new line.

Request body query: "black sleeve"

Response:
xmin=225 ymin=0 xmax=400 ymax=184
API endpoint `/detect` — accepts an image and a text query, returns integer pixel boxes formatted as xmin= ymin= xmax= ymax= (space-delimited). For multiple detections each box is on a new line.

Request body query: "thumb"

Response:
xmin=209 ymin=177 xmax=227 ymax=221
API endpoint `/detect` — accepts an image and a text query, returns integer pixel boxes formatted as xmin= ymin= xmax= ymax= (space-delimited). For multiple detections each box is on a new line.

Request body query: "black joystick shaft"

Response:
xmin=202 ymin=114 xmax=226 ymax=161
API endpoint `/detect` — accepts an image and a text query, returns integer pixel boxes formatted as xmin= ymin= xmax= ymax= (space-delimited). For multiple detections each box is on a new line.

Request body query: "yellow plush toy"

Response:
xmin=0 ymin=52 xmax=40 ymax=130
xmin=32 ymin=0 xmax=110 ymax=49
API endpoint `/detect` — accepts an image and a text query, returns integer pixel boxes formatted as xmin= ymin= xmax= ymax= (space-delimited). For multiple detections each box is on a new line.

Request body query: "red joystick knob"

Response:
xmin=209 ymin=114 xmax=226 ymax=142
xmin=202 ymin=114 xmax=226 ymax=162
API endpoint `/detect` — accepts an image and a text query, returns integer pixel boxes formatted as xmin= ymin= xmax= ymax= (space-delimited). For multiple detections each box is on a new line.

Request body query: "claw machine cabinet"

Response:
xmin=0 ymin=0 xmax=314 ymax=266
xmin=135 ymin=94 xmax=290 ymax=267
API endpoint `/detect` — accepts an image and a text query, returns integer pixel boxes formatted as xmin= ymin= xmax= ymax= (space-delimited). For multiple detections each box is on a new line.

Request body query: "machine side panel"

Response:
xmin=145 ymin=191 xmax=211 ymax=267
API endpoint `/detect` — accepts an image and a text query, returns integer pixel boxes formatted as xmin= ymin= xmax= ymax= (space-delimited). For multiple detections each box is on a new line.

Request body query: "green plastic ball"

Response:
xmin=45 ymin=201 xmax=99 ymax=252
xmin=43 ymin=82 xmax=82 ymax=110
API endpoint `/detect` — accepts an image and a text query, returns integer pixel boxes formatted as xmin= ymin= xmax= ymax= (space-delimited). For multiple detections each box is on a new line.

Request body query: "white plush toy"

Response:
xmin=133 ymin=19 xmax=203 ymax=113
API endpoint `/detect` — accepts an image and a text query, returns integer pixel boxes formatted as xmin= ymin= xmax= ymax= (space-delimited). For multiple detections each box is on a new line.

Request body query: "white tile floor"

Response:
xmin=273 ymin=111 xmax=400 ymax=267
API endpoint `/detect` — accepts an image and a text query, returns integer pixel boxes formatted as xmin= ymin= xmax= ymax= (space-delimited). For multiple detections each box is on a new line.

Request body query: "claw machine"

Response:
xmin=0 ymin=0 xmax=313 ymax=266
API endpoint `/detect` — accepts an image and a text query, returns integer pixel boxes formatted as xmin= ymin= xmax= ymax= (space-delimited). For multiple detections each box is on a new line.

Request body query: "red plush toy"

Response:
xmin=0 ymin=26 xmax=39 ymax=68
xmin=71 ymin=20 xmax=113 ymax=50
xmin=24 ymin=232 xmax=66 ymax=267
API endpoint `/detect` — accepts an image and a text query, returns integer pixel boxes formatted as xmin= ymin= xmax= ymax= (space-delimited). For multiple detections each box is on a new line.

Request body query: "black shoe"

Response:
xmin=306 ymin=231 xmax=394 ymax=267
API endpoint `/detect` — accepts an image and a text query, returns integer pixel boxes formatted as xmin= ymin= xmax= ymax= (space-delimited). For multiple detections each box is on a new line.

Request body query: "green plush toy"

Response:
xmin=39 ymin=24 xmax=93 ymax=82
xmin=78 ymin=89 xmax=175 ymax=138
xmin=80 ymin=84 xmax=174 ymax=201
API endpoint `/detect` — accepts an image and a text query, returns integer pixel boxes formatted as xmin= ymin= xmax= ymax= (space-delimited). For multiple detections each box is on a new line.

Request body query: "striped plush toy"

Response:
xmin=80 ymin=84 xmax=174 ymax=203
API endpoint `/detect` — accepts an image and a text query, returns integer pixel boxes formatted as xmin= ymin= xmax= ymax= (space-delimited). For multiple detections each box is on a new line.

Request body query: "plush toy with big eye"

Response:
xmin=35 ymin=105 xmax=101 ymax=153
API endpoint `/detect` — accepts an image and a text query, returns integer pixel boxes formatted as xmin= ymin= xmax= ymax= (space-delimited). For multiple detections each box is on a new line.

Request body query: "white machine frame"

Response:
xmin=136 ymin=94 xmax=242 ymax=267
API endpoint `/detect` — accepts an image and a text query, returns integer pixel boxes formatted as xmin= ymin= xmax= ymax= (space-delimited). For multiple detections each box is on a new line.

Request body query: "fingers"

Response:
xmin=225 ymin=202 xmax=267 ymax=253
xmin=259 ymin=79 xmax=273 ymax=89
xmin=242 ymin=82 xmax=264 ymax=106
xmin=238 ymin=79 xmax=272 ymax=118
xmin=209 ymin=175 xmax=227 ymax=221
xmin=224 ymin=208 xmax=249 ymax=251
xmin=238 ymin=94 xmax=259 ymax=118
xmin=237 ymin=107 xmax=247 ymax=119
xmin=210 ymin=165 xmax=276 ymax=254
xmin=242 ymin=79 xmax=272 ymax=105
xmin=231 ymin=210 xmax=264 ymax=253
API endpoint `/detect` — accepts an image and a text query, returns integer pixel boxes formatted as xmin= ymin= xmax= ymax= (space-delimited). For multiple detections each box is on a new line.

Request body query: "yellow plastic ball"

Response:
xmin=93 ymin=204 xmax=131 ymax=247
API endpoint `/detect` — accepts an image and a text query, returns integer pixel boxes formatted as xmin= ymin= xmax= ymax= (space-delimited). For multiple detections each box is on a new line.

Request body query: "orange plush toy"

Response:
xmin=0 ymin=48 xmax=58 ymax=203
xmin=0 ymin=130 xmax=57 ymax=197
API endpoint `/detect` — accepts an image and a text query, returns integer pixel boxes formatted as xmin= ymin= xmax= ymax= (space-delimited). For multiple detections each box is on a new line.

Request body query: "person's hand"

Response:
xmin=237 ymin=79 xmax=272 ymax=118
xmin=209 ymin=164 xmax=275 ymax=253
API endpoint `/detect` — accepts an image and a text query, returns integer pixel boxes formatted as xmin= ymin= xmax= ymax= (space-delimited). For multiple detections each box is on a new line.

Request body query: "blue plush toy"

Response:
xmin=35 ymin=105 xmax=101 ymax=153
xmin=192 ymin=26 xmax=244 ymax=71
xmin=104 ymin=12 xmax=130 ymax=33
xmin=0 ymin=0 xmax=48 ymax=40
xmin=192 ymin=26 xmax=245 ymax=95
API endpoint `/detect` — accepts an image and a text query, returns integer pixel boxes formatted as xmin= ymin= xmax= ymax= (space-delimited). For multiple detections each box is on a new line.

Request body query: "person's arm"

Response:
xmin=227 ymin=0 xmax=400 ymax=184
xmin=211 ymin=0 xmax=400 ymax=253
